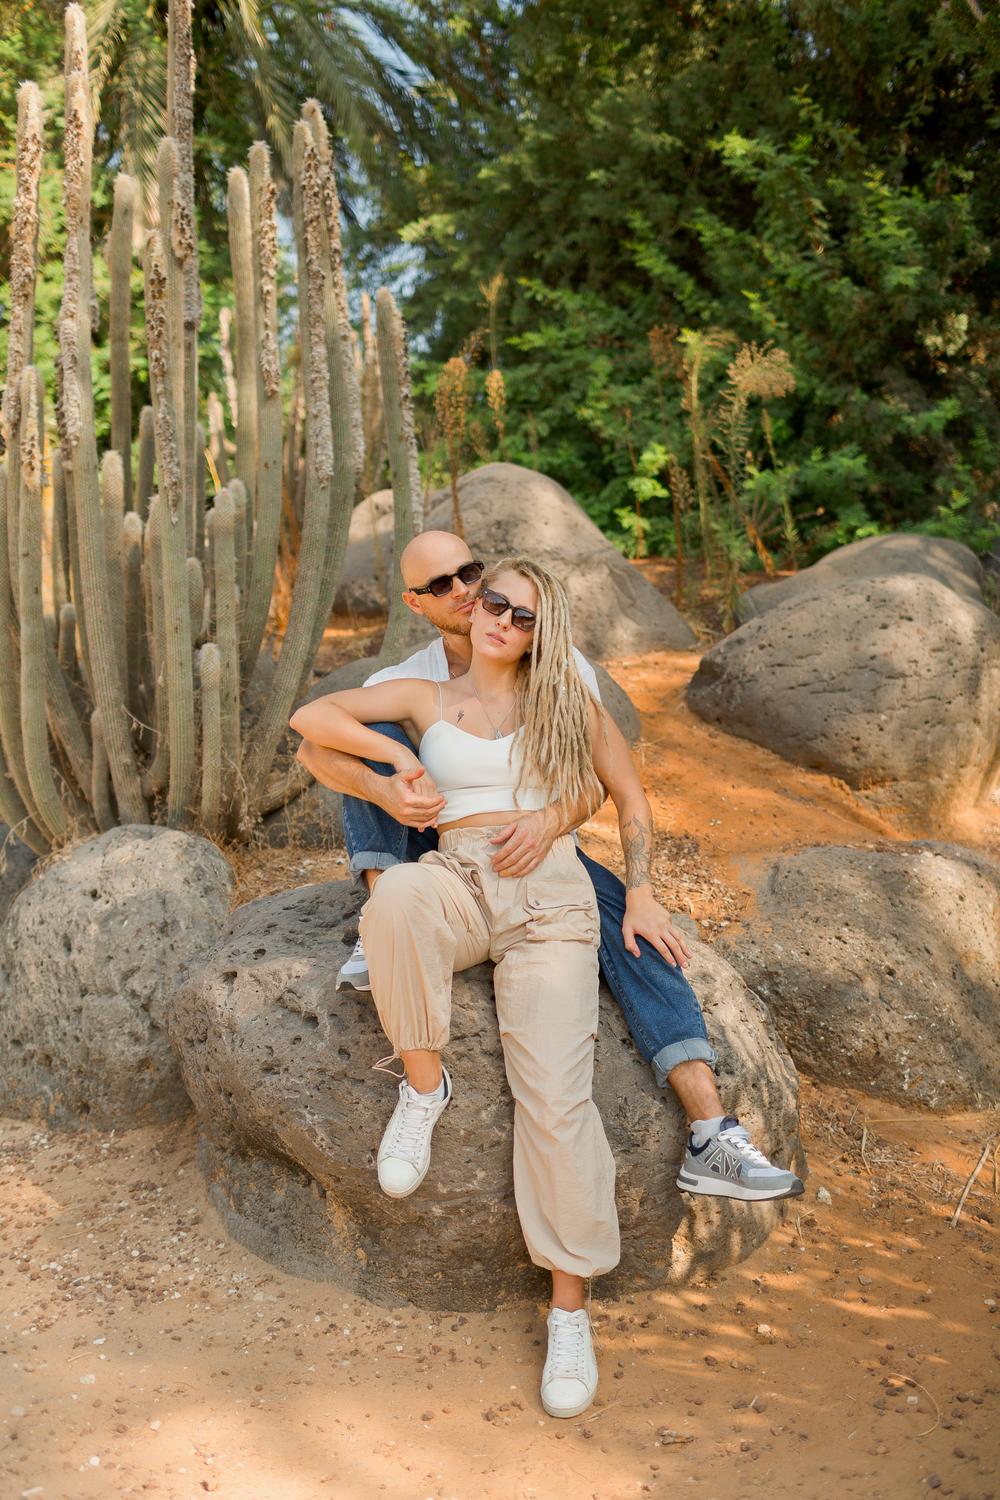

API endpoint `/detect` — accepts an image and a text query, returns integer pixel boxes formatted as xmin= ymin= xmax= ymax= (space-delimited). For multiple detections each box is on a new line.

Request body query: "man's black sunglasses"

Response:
xmin=410 ymin=559 xmax=485 ymax=597
xmin=477 ymin=586 xmax=537 ymax=632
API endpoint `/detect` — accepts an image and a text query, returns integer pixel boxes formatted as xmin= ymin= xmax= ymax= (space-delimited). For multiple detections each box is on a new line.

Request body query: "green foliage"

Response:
xmin=353 ymin=0 xmax=1000 ymax=561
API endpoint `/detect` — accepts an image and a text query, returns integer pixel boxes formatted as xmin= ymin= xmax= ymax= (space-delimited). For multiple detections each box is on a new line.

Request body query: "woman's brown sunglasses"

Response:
xmin=477 ymin=586 xmax=537 ymax=632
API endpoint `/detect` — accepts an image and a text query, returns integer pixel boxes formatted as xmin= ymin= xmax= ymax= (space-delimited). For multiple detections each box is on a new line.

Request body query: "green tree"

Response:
xmin=356 ymin=0 xmax=1000 ymax=557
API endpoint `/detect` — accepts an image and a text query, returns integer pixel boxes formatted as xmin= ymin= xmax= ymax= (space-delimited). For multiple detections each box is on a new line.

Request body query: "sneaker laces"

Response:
xmin=547 ymin=1314 xmax=590 ymax=1382
xmin=717 ymin=1123 xmax=771 ymax=1168
xmin=347 ymin=936 xmax=365 ymax=963
xmin=383 ymin=1083 xmax=444 ymax=1162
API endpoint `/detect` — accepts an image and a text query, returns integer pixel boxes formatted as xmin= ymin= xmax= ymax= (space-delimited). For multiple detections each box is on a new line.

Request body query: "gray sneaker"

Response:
xmin=677 ymin=1117 xmax=804 ymax=1201
xmin=337 ymin=935 xmax=371 ymax=992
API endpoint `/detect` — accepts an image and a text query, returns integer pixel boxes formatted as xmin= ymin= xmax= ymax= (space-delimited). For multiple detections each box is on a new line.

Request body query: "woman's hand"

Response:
xmin=384 ymin=752 xmax=445 ymax=831
xmin=490 ymin=807 xmax=560 ymax=877
xmin=622 ymin=887 xmax=692 ymax=967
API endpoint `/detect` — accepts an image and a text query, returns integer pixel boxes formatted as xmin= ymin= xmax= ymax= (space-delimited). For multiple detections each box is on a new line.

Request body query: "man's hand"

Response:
xmin=622 ymin=886 xmax=692 ymax=967
xmin=489 ymin=807 xmax=560 ymax=877
xmin=377 ymin=764 xmax=446 ymax=831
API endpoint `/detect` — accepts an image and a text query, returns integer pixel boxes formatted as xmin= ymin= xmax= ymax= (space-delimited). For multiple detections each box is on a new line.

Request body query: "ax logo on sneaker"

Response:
xmin=701 ymin=1141 xmax=743 ymax=1183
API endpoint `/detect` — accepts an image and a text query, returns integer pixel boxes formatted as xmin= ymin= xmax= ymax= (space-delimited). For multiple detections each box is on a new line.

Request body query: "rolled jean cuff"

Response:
xmin=651 ymin=1038 xmax=718 ymax=1089
xmin=348 ymin=849 xmax=404 ymax=889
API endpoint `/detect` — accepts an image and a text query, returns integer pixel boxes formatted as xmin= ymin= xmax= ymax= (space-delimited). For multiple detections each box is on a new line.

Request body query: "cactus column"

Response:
xmin=374 ymin=288 xmax=423 ymax=666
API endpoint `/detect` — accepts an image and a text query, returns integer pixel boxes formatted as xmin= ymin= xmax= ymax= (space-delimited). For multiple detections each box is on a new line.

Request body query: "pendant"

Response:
xmin=494 ymin=729 xmax=503 ymax=740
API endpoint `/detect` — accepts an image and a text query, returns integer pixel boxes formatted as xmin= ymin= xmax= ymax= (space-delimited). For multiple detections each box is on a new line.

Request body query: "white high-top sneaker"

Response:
xmin=540 ymin=1307 xmax=598 ymax=1419
xmin=377 ymin=1068 xmax=453 ymax=1198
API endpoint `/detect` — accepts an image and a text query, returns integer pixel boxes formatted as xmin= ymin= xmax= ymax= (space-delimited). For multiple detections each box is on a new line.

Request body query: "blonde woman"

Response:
xmin=290 ymin=558 xmax=647 ymax=1418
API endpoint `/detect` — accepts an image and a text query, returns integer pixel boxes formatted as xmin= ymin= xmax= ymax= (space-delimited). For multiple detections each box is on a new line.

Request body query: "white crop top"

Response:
xmin=418 ymin=688 xmax=548 ymax=823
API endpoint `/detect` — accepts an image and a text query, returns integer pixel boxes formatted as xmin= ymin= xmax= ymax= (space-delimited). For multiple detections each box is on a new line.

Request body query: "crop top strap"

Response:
xmin=436 ymin=679 xmax=444 ymax=723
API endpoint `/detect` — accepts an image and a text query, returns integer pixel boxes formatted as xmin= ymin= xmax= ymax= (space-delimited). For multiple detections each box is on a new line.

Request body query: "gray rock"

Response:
xmin=0 ymin=825 xmax=233 ymax=1130
xmin=738 ymin=533 xmax=985 ymax=621
xmin=333 ymin=463 xmax=697 ymax=658
xmin=335 ymin=489 xmax=396 ymax=617
xmin=718 ymin=843 xmax=1000 ymax=1109
xmin=0 ymin=826 xmax=38 ymax=921
xmin=169 ymin=879 xmax=803 ymax=1310
xmin=687 ymin=574 xmax=1000 ymax=826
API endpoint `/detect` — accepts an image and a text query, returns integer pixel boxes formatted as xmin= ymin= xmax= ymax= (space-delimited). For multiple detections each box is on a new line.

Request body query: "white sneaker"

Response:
xmin=540 ymin=1307 xmax=598 ymax=1419
xmin=377 ymin=1068 xmax=452 ymax=1198
xmin=337 ymin=935 xmax=371 ymax=992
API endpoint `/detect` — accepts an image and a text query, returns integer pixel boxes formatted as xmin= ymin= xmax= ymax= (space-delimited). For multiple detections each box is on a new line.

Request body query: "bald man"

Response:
xmin=292 ymin=531 xmax=802 ymax=1203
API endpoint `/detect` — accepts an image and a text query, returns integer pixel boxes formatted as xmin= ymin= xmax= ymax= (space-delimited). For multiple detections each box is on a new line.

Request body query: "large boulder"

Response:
xmin=738 ymin=533 xmax=985 ymax=621
xmin=687 ymin=573 xmax=1000 ymax=826
xmin=0 ymin=825 xmax=233 ymax=1130
xmin=333 ymin=463 xmax=697 ymax=658
xmin=718 ymin=843 xmax=1000 ymax=1110
xmin=0 ymin=826 xmax=39 ymax=919
xmin=168 ymin=879 xmax=803 ymax=1311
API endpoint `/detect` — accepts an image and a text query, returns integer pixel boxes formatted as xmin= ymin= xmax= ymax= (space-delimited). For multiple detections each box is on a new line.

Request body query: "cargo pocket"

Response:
xmin=523 ymin=879 xmax=600 ymax=945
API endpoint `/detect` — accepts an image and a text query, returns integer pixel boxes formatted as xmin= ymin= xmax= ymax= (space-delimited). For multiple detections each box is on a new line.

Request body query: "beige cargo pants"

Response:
xmin=359 ymin=827 xmax=621 ymax=1280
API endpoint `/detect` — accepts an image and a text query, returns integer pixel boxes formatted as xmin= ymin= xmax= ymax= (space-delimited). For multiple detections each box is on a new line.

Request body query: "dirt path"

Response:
xmin=2 ymin=641 xmax=998 ymax=1500
xmin=2 ymin=1081 xmax=996 ymax=1500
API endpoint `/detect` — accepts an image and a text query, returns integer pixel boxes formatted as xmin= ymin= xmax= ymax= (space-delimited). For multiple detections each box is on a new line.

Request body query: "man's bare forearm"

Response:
xmin=295 ymin=740 xmax=387 ymax=810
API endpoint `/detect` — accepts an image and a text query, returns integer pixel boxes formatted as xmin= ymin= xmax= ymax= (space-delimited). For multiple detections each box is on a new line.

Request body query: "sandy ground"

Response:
xmin=3 ymin=606 xmax=999 ymax=1500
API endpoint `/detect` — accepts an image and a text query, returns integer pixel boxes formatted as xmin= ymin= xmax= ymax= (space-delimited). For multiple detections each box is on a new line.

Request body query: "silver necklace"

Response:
xmin=470 ymin=681 xmax=516 ymax=740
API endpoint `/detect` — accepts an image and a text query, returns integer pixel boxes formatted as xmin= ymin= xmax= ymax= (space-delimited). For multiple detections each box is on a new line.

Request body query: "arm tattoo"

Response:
xmin=622 ymin=811 xmax=653 ymax=890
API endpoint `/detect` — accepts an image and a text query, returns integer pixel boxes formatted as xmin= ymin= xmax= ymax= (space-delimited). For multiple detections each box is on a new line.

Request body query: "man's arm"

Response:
xmin=289 ymin=678 xmax=446 ymax=829
xmin=295 ymin=739 xmax=445 ymax=829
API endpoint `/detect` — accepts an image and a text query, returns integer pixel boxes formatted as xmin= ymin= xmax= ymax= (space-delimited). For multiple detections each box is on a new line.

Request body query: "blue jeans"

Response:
xmin=342 ymin=722 xmax=717 ymax=1088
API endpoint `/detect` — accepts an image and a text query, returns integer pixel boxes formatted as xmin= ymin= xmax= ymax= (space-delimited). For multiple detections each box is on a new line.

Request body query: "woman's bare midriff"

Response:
xmin=437 ymin=808 xmax=537 ymax=834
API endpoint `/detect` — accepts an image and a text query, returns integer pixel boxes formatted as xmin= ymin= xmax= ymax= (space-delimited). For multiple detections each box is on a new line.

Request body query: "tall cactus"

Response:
xmin=144 ymin=230 xmax=196 ymax=827
xmin=226 ymin=167 xmax=258 ymax=519
xmin=239 ymin=121 xmax=334 ymax=819
xmin=57 ymin=7 xmax=147 ymax=825
xmin=17 ymin=368 xmax=74 ymax=842
xmin=108 ymin=172 xmax=136 ymax=503
xmin=238 ymin=143 xmax=283 ymax=688
xmin=375 ymin=288 xmax=423 ymax=666
xmin=0 ymin=0 xmax=430 ymax=855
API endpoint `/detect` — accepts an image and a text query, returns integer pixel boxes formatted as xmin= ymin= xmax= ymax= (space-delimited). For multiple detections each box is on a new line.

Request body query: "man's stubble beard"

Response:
xmin=428 ymin=610 xmax=473 ymax=640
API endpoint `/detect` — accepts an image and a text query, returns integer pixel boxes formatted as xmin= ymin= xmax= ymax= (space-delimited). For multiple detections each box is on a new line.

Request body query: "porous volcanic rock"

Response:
xmin=0 ymin=825 xmax=233 ymax=1129
xmin=0 ymin=826 xmax=38 ymax=919
xmin=333 ymin=463 xmax=697 ymax=657
xmin=687 ymin=574 xmax=1000 ymax=826
xmin=169 ymin=880 xmax=803 ymax=1310
xmin=718 ymin=843 xmax=1000 ymax=1109
xmin=738 ymin=532 xmax=985 ymax=620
